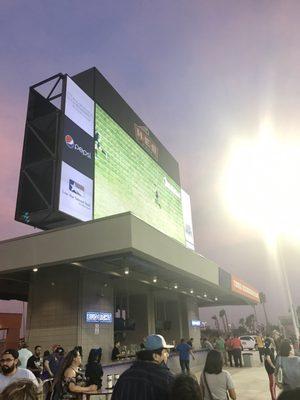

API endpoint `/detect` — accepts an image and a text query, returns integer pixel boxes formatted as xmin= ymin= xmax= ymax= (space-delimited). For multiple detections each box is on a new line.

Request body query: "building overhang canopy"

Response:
xmin=0 ymin=213 xmax=259 ymax=306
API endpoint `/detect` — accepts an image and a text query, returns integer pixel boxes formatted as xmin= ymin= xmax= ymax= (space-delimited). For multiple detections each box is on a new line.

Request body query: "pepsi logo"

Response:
xmin=65 ymin=135 xmax=74 ymax=149
xmin=64 ymin=134 xmax=92 ymax=159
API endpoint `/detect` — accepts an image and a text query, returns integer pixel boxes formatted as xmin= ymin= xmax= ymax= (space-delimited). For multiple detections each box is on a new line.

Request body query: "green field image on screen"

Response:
xmin=94 ymin=104 xmax=185 ymax=244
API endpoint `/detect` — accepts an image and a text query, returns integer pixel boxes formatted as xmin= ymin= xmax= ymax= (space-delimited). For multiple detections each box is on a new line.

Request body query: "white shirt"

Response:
xmin=18 ymin=348 xmax=33 ymax=368
xmin=0 ymin=368 xmax=39 ymax=393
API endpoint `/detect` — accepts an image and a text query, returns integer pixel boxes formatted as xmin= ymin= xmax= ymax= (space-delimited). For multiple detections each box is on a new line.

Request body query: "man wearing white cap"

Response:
xmin=111 ymin=334 xmax=174 ymax=400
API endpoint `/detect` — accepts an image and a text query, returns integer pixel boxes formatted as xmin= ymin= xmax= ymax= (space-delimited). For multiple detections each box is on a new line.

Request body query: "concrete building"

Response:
xmin=0 ymin=212 xmax=259 ymax=363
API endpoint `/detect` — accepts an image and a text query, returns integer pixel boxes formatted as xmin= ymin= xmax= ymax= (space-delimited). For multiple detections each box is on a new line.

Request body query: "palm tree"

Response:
xmin=245 ymin=314 xmax=255 ymax=333
xmin=212 ymin=315 xmax=220 ymax=334
xmin=259 ymin=292 xmax=270 ymax=330
xmin=296 ymin=306 xmax=300 ymax=327
xmin=252 ymin=305 xmax=258 ymax=332
xmin=224 ymin=310 xmax=230 ymax=333
xmin=219 ymin=309 xmax=228 ymax=333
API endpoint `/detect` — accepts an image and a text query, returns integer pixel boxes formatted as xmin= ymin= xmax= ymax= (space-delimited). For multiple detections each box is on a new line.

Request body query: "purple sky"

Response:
xmin=1 ymin=1 xmax=300 ymax=325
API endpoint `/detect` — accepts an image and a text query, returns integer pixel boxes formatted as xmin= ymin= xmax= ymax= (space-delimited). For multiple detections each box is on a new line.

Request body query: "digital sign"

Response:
xmin=86 ymin=311 xmax=113 ymax=324
xmin=191 ymin=320 xmax=207 ymax=328
xmin=59 ymin=161 xmax=93 ymax=221
xmin=64 ymin=76 xmax=94 ymax=137
xmin=16 ymin=69 xmax=195 ymax=249
xmin=58 ymin=77 xmax=94 ymax=220
xmin=231 ymin=276 xmax=260 ymax=302
xmin=94 ymin=104 xmax=186 ymax=245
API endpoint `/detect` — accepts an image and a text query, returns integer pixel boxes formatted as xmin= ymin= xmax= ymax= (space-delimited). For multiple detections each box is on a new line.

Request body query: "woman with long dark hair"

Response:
xmin=200 ymin=350 xmax=236 ymax=400
xmin=53 ymin=349 xmax=97 ymax=399
xmin=263 ymin=337 xmax=276 ymax=400
xmin=85 ymin=348 xmax=103 ymax=389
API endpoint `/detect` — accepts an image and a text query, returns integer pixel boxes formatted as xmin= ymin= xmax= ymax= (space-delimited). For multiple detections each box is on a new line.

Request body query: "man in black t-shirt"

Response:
xmin=111 ymin=341 xmax=121 ymax=361
xmin=27 ymin=345 xmax=43 ymax=378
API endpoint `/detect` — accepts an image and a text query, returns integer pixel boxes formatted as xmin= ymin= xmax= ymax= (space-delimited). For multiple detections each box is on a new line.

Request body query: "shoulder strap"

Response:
xmin=201 ymin=373 xmax=214 ymax=400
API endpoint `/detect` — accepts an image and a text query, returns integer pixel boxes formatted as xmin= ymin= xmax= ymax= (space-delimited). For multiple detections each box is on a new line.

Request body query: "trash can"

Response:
xmin=242 ymin=352 xmax=253 ymax=367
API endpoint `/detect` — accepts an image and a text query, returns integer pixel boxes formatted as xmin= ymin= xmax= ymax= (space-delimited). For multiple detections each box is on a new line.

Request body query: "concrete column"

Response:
xmin=27 ymin=266 xmax=80 ymax=352
xmin=178 ymin=294 xmax=189 ymax=340
xmin=147 ymin=290 xmax=156 ymax=334
xmin=27 ymin=266 xmax=114 ymax=363
xmin=185 ymin=296 xmax=201 ymax=349
xmin=80 ymin=271 xmax=114 ymax=363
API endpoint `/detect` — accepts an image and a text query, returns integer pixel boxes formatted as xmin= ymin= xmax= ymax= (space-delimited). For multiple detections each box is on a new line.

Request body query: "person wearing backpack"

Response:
xmin=275 ymin=339 xmax=300 ymax=392
xmin=263 ymin=338 xmax=276 ymax=400
xmin=200 ymin=350 xmax=236 ymax=400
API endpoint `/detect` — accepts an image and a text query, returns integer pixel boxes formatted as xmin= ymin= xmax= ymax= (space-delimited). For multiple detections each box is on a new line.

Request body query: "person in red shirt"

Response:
xmin=225 ymin=335 xmax=234 ymax=367
xmin=231 ymin=335 xmax=243 ymax=367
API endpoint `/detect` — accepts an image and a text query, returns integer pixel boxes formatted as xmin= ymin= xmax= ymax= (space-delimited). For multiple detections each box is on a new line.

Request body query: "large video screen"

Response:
xmin=16 ymin=72 xmax=194 ymax=246
xmin=94 ymin=104 xmax=186 ymax=245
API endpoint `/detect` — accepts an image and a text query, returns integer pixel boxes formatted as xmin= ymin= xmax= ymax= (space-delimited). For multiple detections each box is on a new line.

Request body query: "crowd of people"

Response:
xmin=0 ymin=343 xmax=103 ymax=399
xmin=1 ymin=333 xmax=300 ymax=399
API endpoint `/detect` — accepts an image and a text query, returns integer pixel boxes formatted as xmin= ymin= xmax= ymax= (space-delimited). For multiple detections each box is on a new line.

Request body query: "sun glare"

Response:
xmin=220 ymin=120 xmax=300 ymax=242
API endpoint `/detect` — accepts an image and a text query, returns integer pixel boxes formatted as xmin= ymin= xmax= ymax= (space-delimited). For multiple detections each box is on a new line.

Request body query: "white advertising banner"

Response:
xmin=181 ymin=189 xmax=195 ymax=250
xmin=59 ymin=161 xmax=93 ymax=221
xmin=65 ymin=76 xmax=94 ymax=137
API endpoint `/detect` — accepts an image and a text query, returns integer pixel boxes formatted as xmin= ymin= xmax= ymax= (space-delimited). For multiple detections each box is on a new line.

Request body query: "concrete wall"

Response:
xmin=185 ymin=297 xmax=202 ymax=349
xmin=26 ymin=264 xmax=201 ymax=363
xmin=27 ymin=266 xmax=115 ymax=362
xmin=123 ymin=294 xmax=148 ymax=344
xmin=27 ymin=266 xmax=79 ymax=351
xmin=80 ymin=272 xmax=114 ymax=363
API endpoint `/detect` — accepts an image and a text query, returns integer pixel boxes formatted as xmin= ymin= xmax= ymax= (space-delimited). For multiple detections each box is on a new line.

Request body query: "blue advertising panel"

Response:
xmin=86 ymin=311 xmax=113 ymax=324
xmin=191 ymin=320 xmax=207 ymax=328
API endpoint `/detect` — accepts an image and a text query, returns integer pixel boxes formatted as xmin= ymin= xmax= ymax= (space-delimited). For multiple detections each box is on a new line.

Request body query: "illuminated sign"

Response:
xmin=134 ymin=124 xmax=158 ymax=160
xmin=181 ymin=189 xmax=195 ymax=250
xmin=86 ymin=311 xmax=113 ymax=324
xmin=59 ymin=162 xmax=93 ymax=221
xmin=191 ymin=320 xmax=207 ymax=328
xmin=231 ymin=276 xmax=259 ymax=302
xmin=65 ymin=76 xmax=94 ymax=137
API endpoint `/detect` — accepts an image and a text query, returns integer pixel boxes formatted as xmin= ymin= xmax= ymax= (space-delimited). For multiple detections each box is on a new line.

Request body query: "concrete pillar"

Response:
xmin=27 ymin=266 xmax=114 ymax=363
xmin=147 ymin=290 xmax=156 ymax=334
xmin=185 ymin=296 xmax=201 ymax=349
xmin=27 ymin=266 xmax=80 ymax=352
xmin=178 ymin=294 xmax=189 ymax=340
xmin=80 ymin=271 xmax=114 ymax=363
xmin=122 ymin=294 xmax=148 ymax=345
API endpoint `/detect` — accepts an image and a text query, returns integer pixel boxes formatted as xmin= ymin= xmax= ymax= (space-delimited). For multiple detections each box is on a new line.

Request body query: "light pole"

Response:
xmin=277 ymin=243 xmax=299 ymax=341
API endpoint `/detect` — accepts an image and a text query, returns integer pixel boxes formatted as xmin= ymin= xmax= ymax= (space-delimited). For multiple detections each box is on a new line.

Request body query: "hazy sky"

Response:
xmin=1 ymin=1 xmax=300 ymax=325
